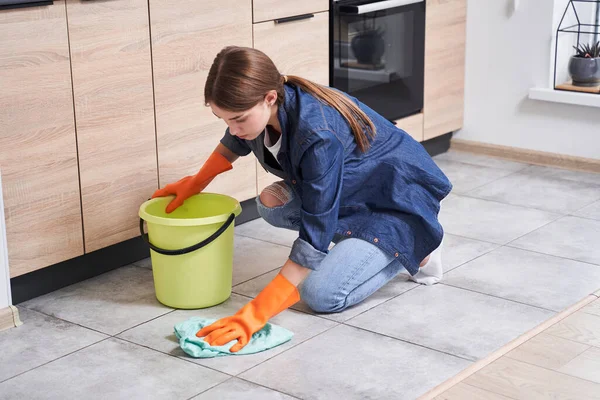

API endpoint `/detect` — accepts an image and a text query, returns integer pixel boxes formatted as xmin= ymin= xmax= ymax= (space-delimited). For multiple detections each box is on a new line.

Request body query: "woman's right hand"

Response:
xmin=152 ymin=175 xmax=210 ymax=213
xmin=151 ymin=150 xmax=233 ymax=213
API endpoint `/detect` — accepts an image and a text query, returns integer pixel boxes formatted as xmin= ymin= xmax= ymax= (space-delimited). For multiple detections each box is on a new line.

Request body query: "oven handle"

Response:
xmin=338 ymin=0 xmax=423 ymax=15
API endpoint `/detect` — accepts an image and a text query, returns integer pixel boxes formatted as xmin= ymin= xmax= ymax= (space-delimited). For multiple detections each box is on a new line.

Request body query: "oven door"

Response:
xmin=331 ymin=0 xmax=425 ymax=121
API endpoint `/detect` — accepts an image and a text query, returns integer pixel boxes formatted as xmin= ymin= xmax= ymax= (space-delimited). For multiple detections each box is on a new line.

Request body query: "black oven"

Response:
xmin=330 ymin=0 xmax=426 ymax=121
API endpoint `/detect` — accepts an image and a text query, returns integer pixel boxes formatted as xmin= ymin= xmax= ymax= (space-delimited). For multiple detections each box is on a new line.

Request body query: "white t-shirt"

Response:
xmin=264 ymin=128 xmax=282 ymax=166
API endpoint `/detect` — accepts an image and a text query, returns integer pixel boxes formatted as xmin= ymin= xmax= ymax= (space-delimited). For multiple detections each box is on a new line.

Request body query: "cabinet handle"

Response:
xmin=0 ymin=0 xmax=52 ymax=10
xmin=274 ymin=13 xmax=314 ymax=24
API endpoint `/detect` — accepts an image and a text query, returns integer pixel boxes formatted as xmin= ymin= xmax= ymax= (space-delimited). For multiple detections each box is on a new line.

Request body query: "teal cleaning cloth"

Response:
xmin=174 ymin=317 xmax=294 ymax=358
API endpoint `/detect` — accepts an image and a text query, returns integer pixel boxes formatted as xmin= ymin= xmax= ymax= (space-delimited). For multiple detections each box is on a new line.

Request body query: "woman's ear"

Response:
xmin=264 ymin=90 xmax=278 ymax=106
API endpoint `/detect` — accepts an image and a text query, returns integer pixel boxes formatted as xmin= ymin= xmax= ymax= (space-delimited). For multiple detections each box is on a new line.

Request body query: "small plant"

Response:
xmin=573 ymin=41 xmax=600 ymax=58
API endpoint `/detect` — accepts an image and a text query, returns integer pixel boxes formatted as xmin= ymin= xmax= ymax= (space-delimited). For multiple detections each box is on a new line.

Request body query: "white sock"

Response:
xmin=410 ymin=237 xmax=444 ymax=286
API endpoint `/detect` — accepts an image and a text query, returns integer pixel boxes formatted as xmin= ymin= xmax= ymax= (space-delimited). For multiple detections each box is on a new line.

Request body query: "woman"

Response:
xmin=152 ymin=46 xmax=452 ymax=353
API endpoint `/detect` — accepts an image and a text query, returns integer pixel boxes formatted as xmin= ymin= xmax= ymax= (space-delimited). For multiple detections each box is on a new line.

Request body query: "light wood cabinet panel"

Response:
xmin=0 ymin=1 xmax=83 ymax=277
xmin=253 ymin=0 xmax=328 ymax=23
xmin=149 ymin=0 xmax=257 ymax=203
xmin=394 ymin=112 xmax=424 ymax=142
xmin=253 ymin=11 xmax=329 ymax=86
xmin=423 ymin=0 xmax=466 ymax=141
xmin=67 ymin=0 xmax=157 ymax=252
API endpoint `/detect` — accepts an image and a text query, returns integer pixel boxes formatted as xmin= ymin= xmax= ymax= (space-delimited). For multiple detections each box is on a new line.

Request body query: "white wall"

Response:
xmin=455 ymin=0 xmax=600 ymax=160
xmin=0 ymin=169 xmax=12 ymax=309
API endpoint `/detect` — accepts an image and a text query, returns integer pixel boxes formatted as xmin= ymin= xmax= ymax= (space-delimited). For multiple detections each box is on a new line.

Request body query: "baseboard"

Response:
xmin=0 ymin=305 xmax=22 ymax=332
xmin=450 ymin=138 xmax=600 ymax=174
xmin=10 ymin=197 xmax=260 ymax=305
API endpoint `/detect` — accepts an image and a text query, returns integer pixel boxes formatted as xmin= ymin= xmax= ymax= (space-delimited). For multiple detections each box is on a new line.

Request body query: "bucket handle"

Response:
xmin=139 ymin=213 xmax=236 ymax=256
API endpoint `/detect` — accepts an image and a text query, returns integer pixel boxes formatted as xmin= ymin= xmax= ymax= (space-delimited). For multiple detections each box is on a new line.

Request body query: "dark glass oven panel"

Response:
xmin=332 ymin=0 xmax=425 ymax=121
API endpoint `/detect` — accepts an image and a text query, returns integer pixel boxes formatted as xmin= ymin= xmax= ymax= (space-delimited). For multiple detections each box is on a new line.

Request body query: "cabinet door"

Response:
xmin=253 ymin=0 xmax=328 ymax=23
xmin=66 ymin=0 xmax=158 ymax=252
xmin=149 ymin=0 xmax=257 ymax=202
xmin=394 ymin=113 xmax=424 ymax=142
xmin=0 ymin=1 xmax=84 ymax=277
xmin=253 ymin=11 xmax=329 ymax=86
xmin=423 ymin=0 xmax=467 ymax=140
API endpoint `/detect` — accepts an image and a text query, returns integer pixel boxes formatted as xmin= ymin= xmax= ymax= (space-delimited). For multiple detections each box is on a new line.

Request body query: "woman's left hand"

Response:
xmin=196 ymin=272 xmax=300 ymax=352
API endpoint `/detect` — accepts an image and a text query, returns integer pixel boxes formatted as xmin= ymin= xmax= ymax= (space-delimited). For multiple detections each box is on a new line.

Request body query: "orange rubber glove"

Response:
xmin=196 ymin=272 xmax=300 ymax=352
xmin=152 ymin=151 xmax=232 ymax=213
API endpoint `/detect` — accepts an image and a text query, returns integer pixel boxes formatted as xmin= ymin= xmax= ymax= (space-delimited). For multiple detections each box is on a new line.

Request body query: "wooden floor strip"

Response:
xmin=418 ymin=294 xmax=599 ymax=399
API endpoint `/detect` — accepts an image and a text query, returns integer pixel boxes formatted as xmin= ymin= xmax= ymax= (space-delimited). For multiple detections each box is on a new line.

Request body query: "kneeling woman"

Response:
xmin=152 ymin=46 xmax=452 ymax=352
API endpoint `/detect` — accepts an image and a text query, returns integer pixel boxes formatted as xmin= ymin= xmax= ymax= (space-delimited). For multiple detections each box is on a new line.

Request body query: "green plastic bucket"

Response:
xmin=138 ymin=193 xmax=242 ymax=309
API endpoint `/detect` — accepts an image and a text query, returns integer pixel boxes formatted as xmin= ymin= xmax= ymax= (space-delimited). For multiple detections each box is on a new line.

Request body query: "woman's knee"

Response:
xmin=259 ymin=181 xmax=293 ymax=208
xmin=299 ymin=279 xmax=346 ymax=314
xmin=259 ymin=190 xmax=285 ymax=208
xmin=256 ymin=181 xmax=300 ymax=230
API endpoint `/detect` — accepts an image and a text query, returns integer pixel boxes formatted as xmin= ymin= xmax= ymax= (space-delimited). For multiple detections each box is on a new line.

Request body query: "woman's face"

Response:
xmin=210 ymin=91 xmax=277 ymax=141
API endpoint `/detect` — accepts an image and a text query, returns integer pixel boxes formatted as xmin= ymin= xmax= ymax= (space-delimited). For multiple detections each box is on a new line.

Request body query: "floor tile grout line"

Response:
xmin=233 ymin=322 xmax=342 ymax=378
xmin=503 ymin=243 xmax=600 ymax=268
xmin=114 ymin=335 xmax=236 ymax=379
xmin=14 ymin=306 xmax=113 ymax=337
xmin=339 ymin=284 xmax=422 ymax=323
xmin=455 ymin=191 xmax=600 ymax=216
xmin=501 ymin=352 xmax=600 ymax=387
xmin=183 ymin=376 xmax=236 ymax=400
xmin=565 ymin=213 xmax=600 ymax=223
xmin=113 ymin=308 xmax=177 ymax=337
xmin=454 ymin=165 xmax=530 ymax=195
xmin=231 ymin=266 xmax=282 ymax=288
xmin=0 ymin=336 xmax=112 ymax=385
xmin=437 ymin=282 xmax=560 ymax=314
xmin=234 ymin=233 xmax=293 ymax=249
xmin=568 ymin=196 xmax=600 ymax=214
xmin=236 ymin=376 xmax=304 ymax=399
xmin=443 ymin=232 xmax=502 ymax=246
xmin=439 ymin=241 xmax=505 ymax=275
xmin=340 ymin=323 xmax=475 ymax=362
xmin=446 ymin=192 xmax=565 ymax=216
xmin=500 ymin=212 xmax=566 ymax=246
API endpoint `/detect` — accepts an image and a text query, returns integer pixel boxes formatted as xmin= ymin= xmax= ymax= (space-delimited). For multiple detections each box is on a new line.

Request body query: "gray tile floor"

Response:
xmin=2 ymin=150 xmax=600 ymax=400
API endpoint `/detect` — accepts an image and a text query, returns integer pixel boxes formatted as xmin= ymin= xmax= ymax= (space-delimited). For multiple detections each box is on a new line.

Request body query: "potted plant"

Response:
xmin=568 ymin=41 xmax=600 ymax=87
xmin=351 ymin=17 xmax=385 ymax=65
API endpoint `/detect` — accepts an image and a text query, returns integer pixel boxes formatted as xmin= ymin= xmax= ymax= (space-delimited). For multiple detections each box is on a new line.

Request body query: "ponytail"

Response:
xmin=285 ymin=75 xmax=376 ymax=153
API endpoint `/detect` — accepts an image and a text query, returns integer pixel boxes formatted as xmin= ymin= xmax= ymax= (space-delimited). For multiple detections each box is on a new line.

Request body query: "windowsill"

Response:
xmin=529 ymin=87 xmax=600 ymax=108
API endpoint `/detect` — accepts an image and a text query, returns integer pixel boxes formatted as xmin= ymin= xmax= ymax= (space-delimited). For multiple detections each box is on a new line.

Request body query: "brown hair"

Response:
xmin=204 ymin=46 xmax=376 ymax=152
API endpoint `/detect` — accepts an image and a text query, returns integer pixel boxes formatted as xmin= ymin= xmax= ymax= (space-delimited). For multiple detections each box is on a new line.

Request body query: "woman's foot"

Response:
xmin=410 ymin=237 xmax=444 ymax=285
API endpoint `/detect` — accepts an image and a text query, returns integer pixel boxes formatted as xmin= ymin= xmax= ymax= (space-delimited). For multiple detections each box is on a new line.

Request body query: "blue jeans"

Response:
xmin=256 ymin=183 xmax=407 ymax=314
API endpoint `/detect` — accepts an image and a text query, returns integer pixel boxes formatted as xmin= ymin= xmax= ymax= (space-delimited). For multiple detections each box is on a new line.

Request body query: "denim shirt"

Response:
xmin=220 ymin=84 xmax=452 ymax=275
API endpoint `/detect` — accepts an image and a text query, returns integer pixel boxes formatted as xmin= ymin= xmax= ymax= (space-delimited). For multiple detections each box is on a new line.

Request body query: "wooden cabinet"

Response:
xmin=0 ymin=1 xmax=84 ymax=277
xmin=394 ymin=113 xmax=424 ymax=142
xmin=67 ymin=0 xmax=157 ymax=252
xmin=252 ymin=0 xmax=328 ymax=23
xmin=253 ymin=11 xmax=329 ymax=87
xmin=423 ymin=0 xmax=467 ymax=140
xmin=149 ymin=0 xmax=257 ymax=203
xmin=0 ymin=0 xmax=466 ymax=278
